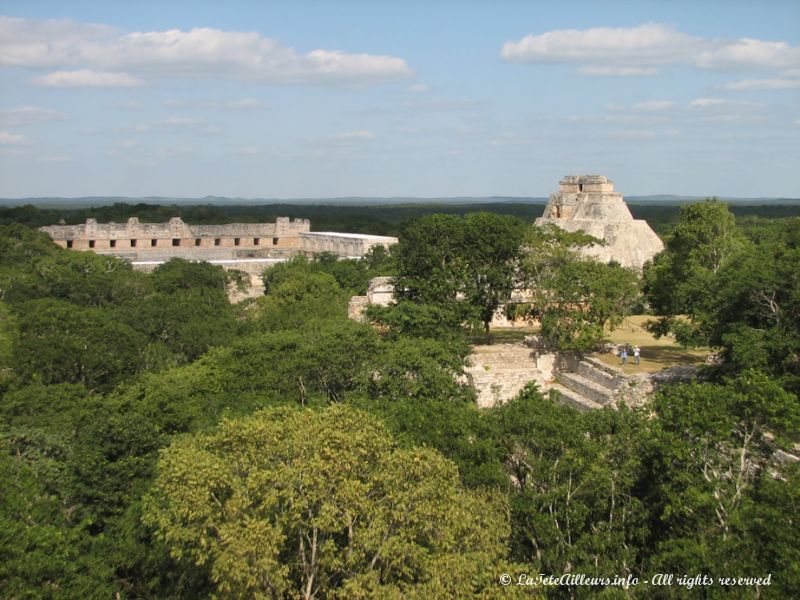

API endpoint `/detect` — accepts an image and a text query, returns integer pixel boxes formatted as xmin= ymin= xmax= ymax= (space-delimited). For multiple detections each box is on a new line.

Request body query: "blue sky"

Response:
xmin=1 ymin=1 xmax=798 ymax=198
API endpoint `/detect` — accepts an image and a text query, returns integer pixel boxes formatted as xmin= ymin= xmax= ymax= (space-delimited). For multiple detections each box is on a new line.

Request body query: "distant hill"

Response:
xmin=1 ymin=195 xmax=798 ymax=208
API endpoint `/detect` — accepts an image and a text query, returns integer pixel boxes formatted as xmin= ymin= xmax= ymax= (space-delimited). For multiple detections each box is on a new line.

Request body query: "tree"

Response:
xmin=384 ymin=213 xmax=525 ymax=337
xmin=494 ymin=386 xmax=649 ymax=587
xmin=461 ymin=212 xmax=526 ymax=335
xmin=12 ymin=299 xmax=147 ymax=390
xmin=144 ymin=405 xmax=515 ymax=599
xmin=365 ymin=336 xmax=470 ymax=404
xmin=0 ymin=302 xmax=14 ymax=389
xmin=643 ymin=200 xmax=748 ymax=345
xmin=519 ymin=224 xmax=640 ymax=351
xmin=702 ymin=221 xmax=800 ymax=389
xmin=151 ymin=258 xmax=231 ymax=295
xmin=253 ymin=266 xmax=349 ymax=331
xmin=644 ymin=371 xmax=800 ymax=595
xmin=0 ymin=439 xmax=116 ymax=600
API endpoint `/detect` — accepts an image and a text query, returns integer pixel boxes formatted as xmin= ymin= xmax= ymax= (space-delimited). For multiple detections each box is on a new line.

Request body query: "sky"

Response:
xmin=0 ymin=0 xmax=798 ymax=199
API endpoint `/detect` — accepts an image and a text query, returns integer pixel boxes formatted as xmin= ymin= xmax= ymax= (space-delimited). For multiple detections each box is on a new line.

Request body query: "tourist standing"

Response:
xmin=634 ymin=346 xmax=641 ymax=365
xmin=620 ymin=347 xmax=628 ymax=365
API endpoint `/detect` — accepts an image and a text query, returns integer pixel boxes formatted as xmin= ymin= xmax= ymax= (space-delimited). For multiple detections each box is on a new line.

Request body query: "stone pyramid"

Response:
xmin=535 ymin=175 xmax=664 ymax=270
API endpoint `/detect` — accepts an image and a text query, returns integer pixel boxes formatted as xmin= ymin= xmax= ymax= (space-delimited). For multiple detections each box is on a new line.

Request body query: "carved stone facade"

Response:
xmin=40 ymin=217 xmax=397 ymax=262
xmin=536 ymin=175 xmax=664 ymax=270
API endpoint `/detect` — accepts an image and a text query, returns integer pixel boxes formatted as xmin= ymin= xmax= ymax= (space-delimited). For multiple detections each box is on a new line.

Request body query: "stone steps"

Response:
xmin=469 ymin=353 xmax=536 ymax=364
xmin=558 ymin=372 xmax=615 ymax=405
xmin=549 ymin=384 xmax=604 ymax=412
xmin=576 ymin=360 xmax=619 ymax=390
xmin=546 ymin=354 xmax=628 ymax=412
xmin=582 ymin=356 xmax=625 ymax=378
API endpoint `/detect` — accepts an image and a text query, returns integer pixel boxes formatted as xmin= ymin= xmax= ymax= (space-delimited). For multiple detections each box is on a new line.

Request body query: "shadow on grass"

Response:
xmin=468 ymin=327 xmax=538 ymax=345
xmin=640 ymin=345 xmax=707 ymax=366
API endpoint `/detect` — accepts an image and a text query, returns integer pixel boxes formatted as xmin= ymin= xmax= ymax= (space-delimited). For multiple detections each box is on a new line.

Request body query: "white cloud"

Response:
xmin=695 ymin=38 xmax=800 ymax=69
xmin=408 ymin=83 xmax=430 ymax=92
xmin=502 ymin=24 xmax=704 ymax=67
xmin=689 ymin=98 xmax=727 ymax=108
xmin=576 ymin=66 xmax=658 ymax=77
xmin=0 ymin=131 xmax=26 ymax=144
xmin=164 ymin=116 xmax=204 ymax=126
xmin=724 ymin=78 xmax=800 ymax=90
xmin=227 ymin=98 xmax=263 ymax=109
xmin=0 ymin=16 xmax=412 ymax=85
xmin=0 ymin=106 xmax=65 ymax=126
xmin=501 ymin=23 xmax=800 ymax=77
xmin=33 ymin=69 xmax=144 ymax=87
xmin=326 ymin=130 xmax=377 ymax=141
xmin=632 ymin=100 xmax=675 ymax=111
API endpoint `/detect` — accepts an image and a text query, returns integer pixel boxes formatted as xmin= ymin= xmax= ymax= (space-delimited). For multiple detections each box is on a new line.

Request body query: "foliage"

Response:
xmin=383 ymin=212 xmax=525 ymax=337
xmin=520 ymin=224 xmax=640 ymax=351
xmin=643 ymin=371 xmax=800 ymax=597
xmin=495 ymin=386 xmax=649 ymax=589
xmin=645 ymin=204 xmax=800 ymax=391
xmin=366 ymin=336 xmax=470 ymax=404
xmin=2 ymin=208 xmax=799 ymax=598
xmin=644 ymin=200 xmax=748 ymax=345
xmin=261 ymin=249 xmax=392 ymax=298
xmin=0 ymin=440 xmax=116 ymax=599
xmin=254 ymin=262 xmax=349 ymax=331
xmin=144 ymin=405 xmax=515 ymax=599
xmin=12 ymin=298 xmax=147 ymax=390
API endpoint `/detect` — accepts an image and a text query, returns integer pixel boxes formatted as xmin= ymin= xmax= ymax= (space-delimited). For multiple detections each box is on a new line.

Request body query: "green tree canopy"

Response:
xmin=644 ymin=200 xmax=748 ymax=345
xmin=381 ymin=212 xmax=525 ymax=337
xmin=519 ymin=224 xmax=640 ymax=351
xmin=144 ymin=404 xmax=515 ymax=599
xmin=12 ymin=298 xmax=147 ymax=390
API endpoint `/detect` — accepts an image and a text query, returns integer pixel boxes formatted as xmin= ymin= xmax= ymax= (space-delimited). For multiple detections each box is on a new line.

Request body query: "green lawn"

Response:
xmin=596 ymin=315 xmax=710 ymax=374
xmin=468 ymin=326 xmax=539 ymax=345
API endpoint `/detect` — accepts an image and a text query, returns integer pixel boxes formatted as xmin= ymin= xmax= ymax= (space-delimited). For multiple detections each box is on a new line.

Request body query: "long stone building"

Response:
xmin=536 ymin=175 xmax=663 ymax=270
xmin=41 ymin=217 xmax=397 ymax=300
xmin=40 ymin=216 xmax=397 ymax=269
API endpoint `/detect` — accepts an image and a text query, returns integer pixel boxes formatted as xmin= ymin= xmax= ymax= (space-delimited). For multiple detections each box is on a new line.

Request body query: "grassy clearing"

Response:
xmin=595 ymin=315 xmax=710 ymax=374
xmin=469 ymin=326 xmax=539 ymax=345
xmin=477 ymin=316 xmax=708 ymax=374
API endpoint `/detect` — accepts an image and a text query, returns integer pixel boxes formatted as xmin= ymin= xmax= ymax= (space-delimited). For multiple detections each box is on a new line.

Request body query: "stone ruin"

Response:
xmin=40 ymin=216 xmax=397 ymax=262
xmin=41 ymin=216 xmax=398 ymax=303
xmin=536 ymin=175 xmax=664 ymax=270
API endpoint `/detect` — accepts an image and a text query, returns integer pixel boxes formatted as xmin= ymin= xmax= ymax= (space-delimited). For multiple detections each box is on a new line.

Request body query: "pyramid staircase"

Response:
xmin=549 ymin=356 xmax=624 ymax=412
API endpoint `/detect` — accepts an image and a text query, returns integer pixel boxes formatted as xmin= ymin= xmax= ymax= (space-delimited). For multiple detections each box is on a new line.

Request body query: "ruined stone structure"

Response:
xmin=41 ymin=217 xmax=398 ymax=303
xmin=536 ymin=175 xmax=664 ymax=270
xmin=41 ymin=217 xmax=397 ymax=261
xmin=466 ymin=344 xmax=555 ymax=408
xmin=348 ymin=277 xmax=395 ymax=321
xmin=467 ymin=344 xmax=688 ymax=412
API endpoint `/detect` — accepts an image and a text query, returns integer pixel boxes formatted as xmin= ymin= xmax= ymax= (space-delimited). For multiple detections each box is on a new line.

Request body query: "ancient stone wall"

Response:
xmin=40 ymin=217 xmax=397 ymax=261
xmin=300 ymin=232 xmax=399 ymax=257
xmin=41 ymin=216 xmax=310 ymax=258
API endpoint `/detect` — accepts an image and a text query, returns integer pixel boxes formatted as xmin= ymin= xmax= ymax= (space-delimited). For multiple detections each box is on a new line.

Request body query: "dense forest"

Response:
xmin=1 ymin=201 xmax=798 ymax=598
xmin=3 ymin=200 xmax=800 ymax=238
